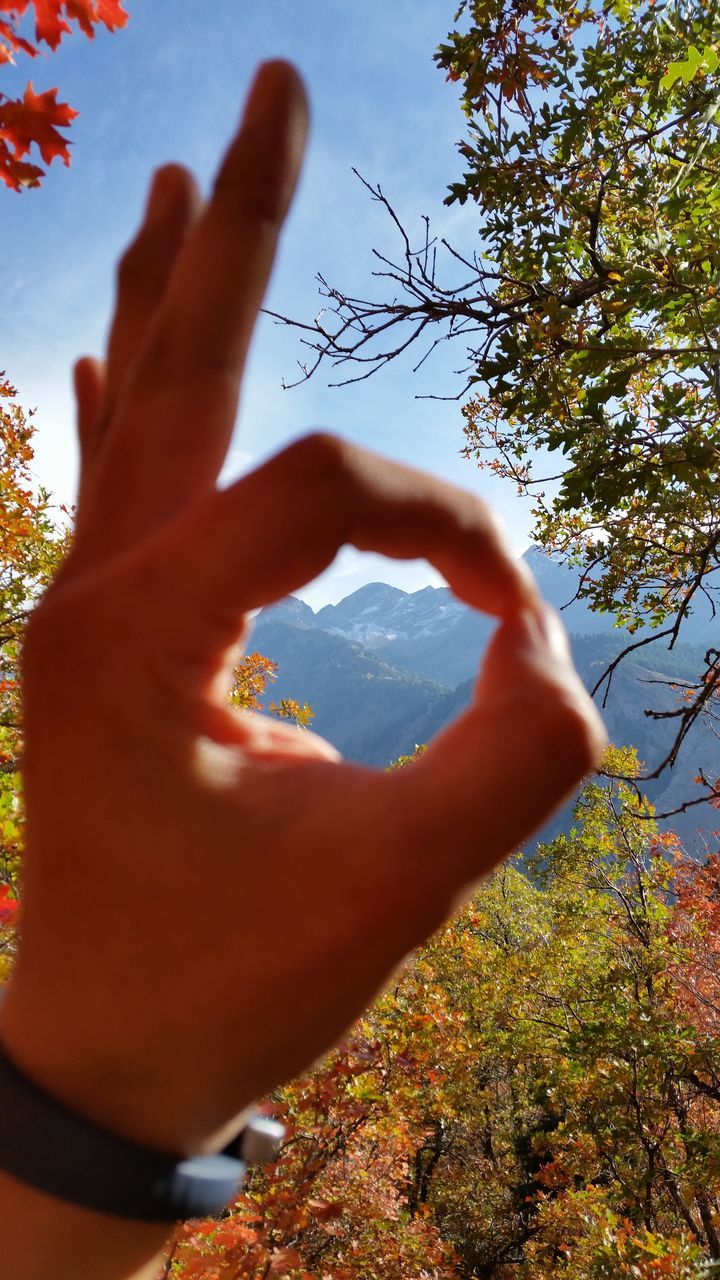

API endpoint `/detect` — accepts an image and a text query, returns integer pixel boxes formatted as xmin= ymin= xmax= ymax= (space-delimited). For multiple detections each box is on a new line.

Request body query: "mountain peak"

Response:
xmin=523 ymin=545 xmax=562 ymax=571
xmin=256 ymin=596 xmax=316 ymax=628
xmin=316 ymin=582 xmax=408 ymax=626
xmin=340 ymin=581 xmax=408 ymax=606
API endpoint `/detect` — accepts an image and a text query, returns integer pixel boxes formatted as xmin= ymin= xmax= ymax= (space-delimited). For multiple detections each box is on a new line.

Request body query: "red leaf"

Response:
xmin=42 ymin=0 xmax=128 ymax=46
xmin=0 ymin=82 xmax=78 ymax=167
xmin=32 ymin=0 xmax=71 ymax=48
xmin=0 ymin=2 xmax=129 ymax=187
xmin=0 ymin=15 xmax=38 ymax=61
xmin=0 ymin=136 xmax=44 ymax=190
xmin=85 ymin=0 xmax=129 ymax=35
xmin=0 ymin=1 xmax=128 ymax=52
xmin=0 ymin=886 xmax=19 ymax=926
xmin=0 ymin=0 xmax=33 ymax=25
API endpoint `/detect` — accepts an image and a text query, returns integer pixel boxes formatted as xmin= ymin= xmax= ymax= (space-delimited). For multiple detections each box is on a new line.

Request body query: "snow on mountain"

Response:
xmin=314 ymin=582 xmax=466 ymax=649
xmin=255 ymin=549 xmax=632 ymax=679
xmin=255 ymin=546 xmax=716 ymax=663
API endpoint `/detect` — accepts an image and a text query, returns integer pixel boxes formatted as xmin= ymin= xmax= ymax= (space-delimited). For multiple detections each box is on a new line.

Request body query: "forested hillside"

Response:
xmin=165 ymin=766 xmax=720 ymax=1280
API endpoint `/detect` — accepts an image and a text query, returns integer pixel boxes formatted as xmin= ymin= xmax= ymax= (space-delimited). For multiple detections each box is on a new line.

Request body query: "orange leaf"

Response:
xmin=65 ymin=0 xmax=129 ymax=40
xmin=268 ymin=1248 xmax=303 ymax=1275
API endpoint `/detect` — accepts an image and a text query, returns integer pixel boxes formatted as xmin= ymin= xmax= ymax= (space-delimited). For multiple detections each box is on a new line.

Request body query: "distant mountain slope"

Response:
xmin=258 ymin=548 xmax=716 ymax=689
xmin=251 ymin=619 xmax=456 ymax=768
xmin=250 ymin=549 xmax=718 ymax=852
xmin=313 ymin=581 xmax=490 ymax=687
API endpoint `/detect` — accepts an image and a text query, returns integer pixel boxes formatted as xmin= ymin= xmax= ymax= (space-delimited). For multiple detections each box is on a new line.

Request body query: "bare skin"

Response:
xmin=0 ymin=61 xmax=606 ymax=1280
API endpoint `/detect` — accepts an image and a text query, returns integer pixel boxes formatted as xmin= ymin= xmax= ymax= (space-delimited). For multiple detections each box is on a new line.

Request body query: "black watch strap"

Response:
xmin=0 ymin=1043 xmax=284 ymax=1222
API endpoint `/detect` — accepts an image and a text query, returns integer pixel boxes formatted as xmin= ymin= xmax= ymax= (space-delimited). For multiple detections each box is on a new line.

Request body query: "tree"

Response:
xmin=0 ymin=377 xmax=68 ymax=966
xmin=0 ymin=0 xmax=129 ymax=966
xmin=0 ymin=0 xmax=128 ymax=189
xmin=0 ymin=0 xmax=129 ymax=989
xmin=276 ymin=0 xmax=720 ymax=809
xmin=164 ymin=754 xmax=720 ymax=1278
xmin=229 ymin=651 xmax=314 ymax=729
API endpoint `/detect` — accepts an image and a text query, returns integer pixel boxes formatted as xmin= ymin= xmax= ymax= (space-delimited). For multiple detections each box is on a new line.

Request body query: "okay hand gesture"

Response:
xmin=3 ymin=64 xmax=606 ymax=1177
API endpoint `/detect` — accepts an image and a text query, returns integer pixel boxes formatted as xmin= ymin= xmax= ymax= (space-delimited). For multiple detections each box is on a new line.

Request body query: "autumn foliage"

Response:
xmin=280 ymin=0 xmax=720 ymax=810
xmin=1 ymin=394 xmax=720 ymax=1276
xmin=0 ymin=0 xmax=128 ymax=189
xmin=160 ymin=751 xmax=720 ymax=1280
xmin=229 ymin=651 xmax=314 ymax=729
xmin=0 ymin=378 xmax=67 ymax=973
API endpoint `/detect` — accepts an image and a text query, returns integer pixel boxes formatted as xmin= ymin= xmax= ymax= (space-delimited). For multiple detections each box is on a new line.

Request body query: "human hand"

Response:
xmin=1 ymin=61 xmax=606 ymax=1162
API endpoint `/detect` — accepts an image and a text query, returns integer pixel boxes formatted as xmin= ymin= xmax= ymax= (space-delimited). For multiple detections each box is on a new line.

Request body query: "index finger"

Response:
xmin=140 ymin=433 xmax=539 ymax=663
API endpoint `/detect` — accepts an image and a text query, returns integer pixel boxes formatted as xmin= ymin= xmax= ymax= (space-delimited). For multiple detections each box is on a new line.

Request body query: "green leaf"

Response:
xmin=661 ymin=44 xmax=711 ymax=89
xmin=661 ymin=61 xmax=686 ymax=90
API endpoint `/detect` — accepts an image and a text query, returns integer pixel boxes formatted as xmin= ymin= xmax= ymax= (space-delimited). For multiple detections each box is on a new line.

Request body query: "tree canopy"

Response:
xmin=165 ymin=756 xmax=720 ymax=1279
xmin=2 ymin=8 xmax=718 ymax=1272
xmin=277 ymin=0 xmax=720 ymax=808
xmin=0 ymin=378 xmax=68 ymax=962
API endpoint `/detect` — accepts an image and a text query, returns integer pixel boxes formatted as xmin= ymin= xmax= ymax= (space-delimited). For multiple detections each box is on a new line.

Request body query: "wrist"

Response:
xmin=0 ymin=966 xmax=255 ymax=1159
xmin=0 ymin=976 xmax=189 ymax=1156
xmin=0 ymin=978 xmax=282 ymax=1240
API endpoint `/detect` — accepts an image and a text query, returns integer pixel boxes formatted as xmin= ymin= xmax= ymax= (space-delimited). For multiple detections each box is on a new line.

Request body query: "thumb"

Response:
xmin=388 ymin=604 xmax=607 ymax=891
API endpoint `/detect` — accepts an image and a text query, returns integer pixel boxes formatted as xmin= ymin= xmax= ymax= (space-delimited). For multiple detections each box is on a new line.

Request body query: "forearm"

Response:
xmin=0 ymin=1169 xmax=169 ymax=1280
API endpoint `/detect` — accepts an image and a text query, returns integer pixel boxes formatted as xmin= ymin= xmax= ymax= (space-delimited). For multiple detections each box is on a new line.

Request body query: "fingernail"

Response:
xmin=515 ymin=603 xmax=571 ymax=661
xmin=145 ymin=167 xmax=177 ymax=224
xmin=515 ymin=608 xmax=544 ymax=648
xmin=242 ymin=60 xmax=305 ymax=130
xmin=515 ymin=555 xmax=540 ymax=608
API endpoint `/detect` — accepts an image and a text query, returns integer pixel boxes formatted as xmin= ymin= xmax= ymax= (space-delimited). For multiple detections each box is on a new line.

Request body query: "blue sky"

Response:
xmin=2 ymin=0 xmax=534 ymax=607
